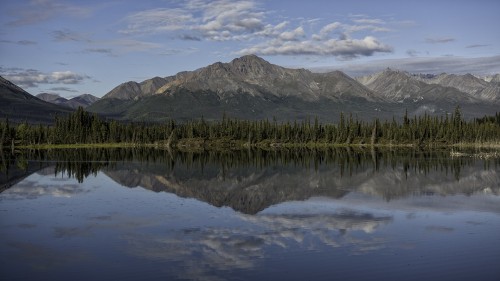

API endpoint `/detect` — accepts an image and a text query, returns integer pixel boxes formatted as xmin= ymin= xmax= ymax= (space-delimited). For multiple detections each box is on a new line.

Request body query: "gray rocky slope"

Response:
xmin=84 ymin=55 xmax=500 ymax=121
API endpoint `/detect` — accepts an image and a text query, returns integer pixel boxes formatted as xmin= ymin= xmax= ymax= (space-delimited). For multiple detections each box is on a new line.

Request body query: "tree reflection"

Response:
xmin=1 ymin=148 xmax=499 ymax=212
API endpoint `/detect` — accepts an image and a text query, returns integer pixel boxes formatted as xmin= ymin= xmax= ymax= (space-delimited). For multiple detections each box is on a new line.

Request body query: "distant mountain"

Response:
xmin=67 ymin=94 xmax=100 ymax=108
xmin=36 ymin=93 xmax=68 ymax=105
xmin=414 ymin=73 xmax=500 ymax=103
xmin=0 ymin=76 xmax=72 ymax=123
xmin=36 ymin=93 xmax=100 ymax=109
xmin=103 ymin=76 xmax=173 ymax=100
xmin=88 ymin=55 xmax=500 ymax=122
xmin=481 ymin=74 xmax=500 ymax=84
xmin=357 ymin=69 xmax=477 ymax=103
xmin=356 ymin=69 xmax=499 ymax=117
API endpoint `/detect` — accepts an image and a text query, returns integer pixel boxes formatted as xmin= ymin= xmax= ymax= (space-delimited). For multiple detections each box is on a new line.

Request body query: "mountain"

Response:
xmin=415 ymin=73 xmax=500 ymax=103
xmin=103 ymin=76 xmax=173 ymax=100
xmin=357 ymin=69 xmax=477 ymax=103
xmin=88 ymin=55 xmax=390 ymax=122
xmin=36 ymin=93 xmax=68 ymax=105
xmin=155 ymin=55 xmax=380 ymax=102
xmin=88 ymin=55 xmax=500 ymax=122
xmin=481 ymin=74 xmax=500 ymax=84
xmin=68 ymin=94 xmax=100 ymax=108
xmin=36 ymin=93 xmax=100 ymax=109
xmin=0 ymin=76 xmax=72 ymax=123
xmin=356 ymin=69 xmax=499 ymax=117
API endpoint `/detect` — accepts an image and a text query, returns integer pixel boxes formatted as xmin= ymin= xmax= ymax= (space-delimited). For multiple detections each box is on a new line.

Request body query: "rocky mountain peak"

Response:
xmin=229 ymin=54 xmax=273 ymax=71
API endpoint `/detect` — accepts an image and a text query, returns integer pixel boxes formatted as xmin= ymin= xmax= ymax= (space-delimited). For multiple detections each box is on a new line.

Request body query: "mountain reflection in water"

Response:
xmin=1 ymin=147 xmax=499 ymax=214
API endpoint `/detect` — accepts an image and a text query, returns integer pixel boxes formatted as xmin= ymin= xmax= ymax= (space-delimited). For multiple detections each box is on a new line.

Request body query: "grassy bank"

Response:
xmin=14 ymin=138 xmax=500 ymax=151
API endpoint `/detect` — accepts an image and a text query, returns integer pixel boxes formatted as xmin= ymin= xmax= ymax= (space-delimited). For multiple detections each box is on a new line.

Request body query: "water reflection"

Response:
xmin=125 ymin=210 xmax=392 ymax=281
xmin=1 ymin=148 xmax=499 ymax=213
xmin=1 ymin=148 xmax=500 ymax=281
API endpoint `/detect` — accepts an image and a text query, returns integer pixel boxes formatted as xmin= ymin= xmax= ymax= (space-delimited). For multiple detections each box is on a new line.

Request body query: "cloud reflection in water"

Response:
xmin=125 ymin=209 xmax=392 ymax=281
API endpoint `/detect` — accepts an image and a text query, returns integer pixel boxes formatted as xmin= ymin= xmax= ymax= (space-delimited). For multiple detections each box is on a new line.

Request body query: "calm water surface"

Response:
xmin=1 ymin=148 xmax=500 ymax=281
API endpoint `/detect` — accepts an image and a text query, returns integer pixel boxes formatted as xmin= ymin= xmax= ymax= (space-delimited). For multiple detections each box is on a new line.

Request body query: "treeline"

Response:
xmin=3 ymin=147 xmax=496 ymax=185
xmin=1 ymin=107 xmax=499 ymax=148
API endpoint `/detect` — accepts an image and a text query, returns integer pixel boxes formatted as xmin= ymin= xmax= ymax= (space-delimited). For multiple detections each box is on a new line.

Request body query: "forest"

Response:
xmin=1 ymin=107 xmax=500 ymax=149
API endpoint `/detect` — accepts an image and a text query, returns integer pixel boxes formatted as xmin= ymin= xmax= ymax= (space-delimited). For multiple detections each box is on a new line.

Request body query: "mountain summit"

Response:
xmin=36 ymin=93 xmax=100 ymax=109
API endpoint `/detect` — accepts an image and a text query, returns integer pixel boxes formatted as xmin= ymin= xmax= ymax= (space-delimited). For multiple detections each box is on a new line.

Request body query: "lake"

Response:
xmin=1 ymin=148 xmax=500 ymax=281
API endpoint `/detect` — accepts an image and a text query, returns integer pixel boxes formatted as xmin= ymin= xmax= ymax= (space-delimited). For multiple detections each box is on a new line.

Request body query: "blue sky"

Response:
xmin=1 ymin=0 xmax=499 ymax=98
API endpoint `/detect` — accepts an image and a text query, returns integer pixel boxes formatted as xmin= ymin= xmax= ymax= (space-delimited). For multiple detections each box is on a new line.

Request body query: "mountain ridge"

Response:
xmin=36 ymin=93 xmax=100 ymax=109
xmin=0 ymin=76 xmax=72 ymax=123
xmin=88 ymin=55 xmax=499 ymax=122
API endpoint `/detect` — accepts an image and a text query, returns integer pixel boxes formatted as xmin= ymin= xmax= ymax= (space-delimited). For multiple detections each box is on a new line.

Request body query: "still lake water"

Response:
xmin=1 ymin=148 xmax=500 ymax=281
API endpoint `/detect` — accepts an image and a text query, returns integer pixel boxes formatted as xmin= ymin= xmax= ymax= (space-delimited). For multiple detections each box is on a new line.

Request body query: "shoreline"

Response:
xmin=12 ymin=140 xmax=500 ymax=150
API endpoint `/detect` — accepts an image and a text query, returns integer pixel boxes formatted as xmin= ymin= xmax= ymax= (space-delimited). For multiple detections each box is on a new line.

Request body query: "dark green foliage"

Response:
xmin=1 ymin=106 xmax=499 ymax=147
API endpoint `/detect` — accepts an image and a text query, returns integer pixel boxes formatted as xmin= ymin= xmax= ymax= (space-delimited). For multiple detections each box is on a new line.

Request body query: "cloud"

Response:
xmin=125 ymin=210 xmax=392 ymax=280
xmin=119 ymin=0 xmax=394 ymax=59
xmin=120 ymin=8 xmax=196 ymax=35
xmin=48 ymin=86 xmax=78 ymax=93
xmin=50 ymin=29 xmax=162 ymax=55
xmin=406 ymin=49 xmax=419 ymax=57
xmin=100 ymin=39 xmax=162 ymax=53
xmin=238 ymin=36 xmax=392 ymax=59
xmin=0 ymin=40 xmax=37 ymax=45
xmin=312 ymin=22 xmax=342 ymax=40
xmin=2 ymin=180 xmax=87 ymax=199
xmin=159 ymin=47 xmax=198 ymax=56
xmin=466 ymin=44 xmax=489 ymax=48
xmin=0 ymin=67 xmax=91 ymax=88
xmin=278 ymin=26 xmax=305 ymax=41
xmin=7 ymin=0 xmax=91 ymax=26
xmin=120 ymin=0 xmax=266 ymax=41
xmin=314 ymin=55 xmax=500 ymax=77
xmin=179 ymin=34 xmax=202 ymax=41
xmin=346 ymin=24 xmax=391 ymax=33
xmin=425 ymin=37 xmax=455 ymax=44
xmin=52 ymin=29 xmax=90 ymax=42
xmin=83 ymin=48 xmax=114 ymax=55
xmin=353 ymin=18 xmax=386 ymax=25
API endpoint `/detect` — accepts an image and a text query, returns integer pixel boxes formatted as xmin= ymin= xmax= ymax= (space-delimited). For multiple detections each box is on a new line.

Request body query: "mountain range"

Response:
xmin=88 ymin=55 xmax=500 ymax=122
xmin=2 ymin=55 xmax=499 ymax=124
xmin=36 ymin=93 xmax=100 ymax=109
xmin=0 ymin=76 xmax=72 ymax=123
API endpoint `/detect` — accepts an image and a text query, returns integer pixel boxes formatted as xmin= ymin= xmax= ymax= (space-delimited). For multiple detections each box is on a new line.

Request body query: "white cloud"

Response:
xmin=239 ymin=36 xmax=392 ymax=59
xmin=1 ymin=67 xmax=91 ymax=88
xmin=313 ymin=22 xmax=342 ymax=40
xmin=346 ymin=24 xmax=391 ymax=33
xmin=119 ymin=0 xmax=395 ymax=59
xmin=120 ymin=0 xmax=266 ymax=41
xmin=353 ymin=18 xmax=385 ymax=25
xmin=278 ymin=26 xmax=305 ymax=41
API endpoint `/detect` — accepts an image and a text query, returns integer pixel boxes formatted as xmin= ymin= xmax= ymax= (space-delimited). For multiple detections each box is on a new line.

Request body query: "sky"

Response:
xmin=1 ymin=0 xmax=499 ymax=98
